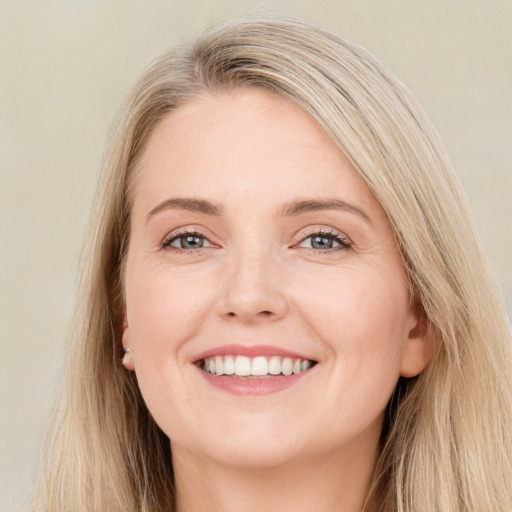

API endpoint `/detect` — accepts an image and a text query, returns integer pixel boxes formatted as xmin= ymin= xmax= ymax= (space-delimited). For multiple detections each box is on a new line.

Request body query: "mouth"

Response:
xmin=192 ymin=344 xmax=318 ymax=395
xmin=195 ymin=355 xmax=318 ymax=378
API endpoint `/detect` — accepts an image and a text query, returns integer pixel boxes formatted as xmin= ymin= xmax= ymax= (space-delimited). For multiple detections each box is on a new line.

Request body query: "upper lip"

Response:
xmin=192 ymin=344 xmax=317 ymax=363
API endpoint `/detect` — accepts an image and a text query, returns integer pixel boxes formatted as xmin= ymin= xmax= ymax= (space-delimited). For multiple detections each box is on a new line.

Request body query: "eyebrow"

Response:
xmin=147 ymin=197 xmax=224 ymax=219
xmin=278 ymin=198 xmax=372 ymax=224
xmin=146 ymin=196 xmax=371 ymax=225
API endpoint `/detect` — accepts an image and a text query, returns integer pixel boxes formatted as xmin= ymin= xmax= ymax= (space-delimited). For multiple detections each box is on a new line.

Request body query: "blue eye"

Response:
xmin=298 ymin=231 xmax=350 ymax=251
xmin=162 ymin=229 xmax=350 ymax=253
xmin=163 ymin=232 xmax=211 ymax=250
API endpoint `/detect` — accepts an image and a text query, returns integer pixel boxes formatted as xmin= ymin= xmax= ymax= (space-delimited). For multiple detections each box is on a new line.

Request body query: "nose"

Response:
xmin=217 ymin=249 xmax=289 ymax=323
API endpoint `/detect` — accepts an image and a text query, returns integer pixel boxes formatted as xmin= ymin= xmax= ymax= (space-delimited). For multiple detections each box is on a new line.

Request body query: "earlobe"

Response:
xmin=122 ymin=347 xmax=135 ymax=371
xmin=121 ymin=315 xmax=135 ymax=372
xmin=399 ymin=310 xmax=434 ymax=378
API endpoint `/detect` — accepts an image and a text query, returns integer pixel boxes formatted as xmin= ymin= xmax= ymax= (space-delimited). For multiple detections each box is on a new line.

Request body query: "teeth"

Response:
xmin=200 ymin=355 xmax=314 ymax=377
xmin=268 ymin=356 xmax=281 ymax=375
xmin=251 ymin=356 xmax=269 ymax=376
xmin=281 ymin=358 xmax=293 ymax=376
xmin=234 ymin=356 xmax=251 ymax=376
xmin=223 ymin=355 xmax=235 ymax=375
xmin=301 ymin=360 xmax=311 ymax=372
xmin=215 ymin=356 xmax=224 ymax=375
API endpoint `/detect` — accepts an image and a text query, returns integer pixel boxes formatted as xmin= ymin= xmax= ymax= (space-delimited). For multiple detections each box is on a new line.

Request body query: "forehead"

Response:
xmin=131 ymin=87 xmax=379 ymax=219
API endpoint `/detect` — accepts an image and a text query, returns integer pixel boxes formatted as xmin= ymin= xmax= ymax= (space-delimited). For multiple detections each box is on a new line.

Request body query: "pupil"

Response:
xmin=183 ymin=235 xmax=203 ymax=249
xmin=312 ymin=236 xmax=332 ymax=249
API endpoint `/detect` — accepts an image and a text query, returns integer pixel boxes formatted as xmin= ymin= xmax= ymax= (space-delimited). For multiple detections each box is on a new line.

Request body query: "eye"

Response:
xmin=162 ymin=231 xmax=212 ymax=251
xmin=297 ymin=230 xmax=351 ymax=251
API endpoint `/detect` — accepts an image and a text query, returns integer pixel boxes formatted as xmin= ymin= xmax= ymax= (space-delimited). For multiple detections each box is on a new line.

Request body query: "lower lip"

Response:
xmin=194 ymin=365 xmax=314 ymax=396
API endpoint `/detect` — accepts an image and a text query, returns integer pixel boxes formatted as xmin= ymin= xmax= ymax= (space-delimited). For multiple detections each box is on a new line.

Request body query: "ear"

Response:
xmin=399 ymin=306 xmax=434 ymax=378
xmin=121 ymin=313 xmax=135 ymax=372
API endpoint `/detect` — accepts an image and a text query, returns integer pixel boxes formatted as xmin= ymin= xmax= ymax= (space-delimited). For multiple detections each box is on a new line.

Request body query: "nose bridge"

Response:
xmin=218 ymin=238 xmax=288 ymax=322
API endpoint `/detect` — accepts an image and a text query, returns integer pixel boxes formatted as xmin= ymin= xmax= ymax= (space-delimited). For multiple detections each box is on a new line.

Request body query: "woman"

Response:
xmin=32 ymin=16 xmax=512 ymax=512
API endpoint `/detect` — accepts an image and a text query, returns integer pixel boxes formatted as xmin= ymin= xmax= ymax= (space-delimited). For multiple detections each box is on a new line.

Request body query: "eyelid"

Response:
xmin=292 ymin=227 xmax=352 ymax=251
xmin=160 ymin=226 xmax=219 ymax=250
xmin=159 ymin=225 xmax=352 ymax=253
xmin=168 ymin=233 xmax=212 ymax=249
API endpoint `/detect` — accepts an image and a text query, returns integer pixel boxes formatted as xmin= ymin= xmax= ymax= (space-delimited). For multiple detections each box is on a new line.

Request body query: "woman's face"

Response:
xmin=123 ymin=88 xmax=430 ymax=467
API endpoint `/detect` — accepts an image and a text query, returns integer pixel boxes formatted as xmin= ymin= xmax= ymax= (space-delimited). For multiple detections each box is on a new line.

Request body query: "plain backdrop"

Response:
xmin=0 ymin=1 xmax=510 ymax=510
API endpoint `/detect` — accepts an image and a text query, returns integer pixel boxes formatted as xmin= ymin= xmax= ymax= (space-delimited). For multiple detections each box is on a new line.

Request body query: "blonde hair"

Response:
xmin=32 ymin=16 xmax=512 ymax=512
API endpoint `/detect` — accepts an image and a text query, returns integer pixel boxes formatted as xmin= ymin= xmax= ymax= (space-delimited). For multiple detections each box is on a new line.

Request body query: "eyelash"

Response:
xmin=297 ymin=229 xmax=352 ymax=253
xmin=161 ymin=228 xmax=352 ymax=254
xmin=161 ymin=230 xmax=212 ymax=253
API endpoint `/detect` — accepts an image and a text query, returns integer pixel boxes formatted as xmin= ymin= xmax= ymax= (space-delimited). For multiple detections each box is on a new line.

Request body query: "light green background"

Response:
xmin=0 ymin=1 xmax=510 ymax=510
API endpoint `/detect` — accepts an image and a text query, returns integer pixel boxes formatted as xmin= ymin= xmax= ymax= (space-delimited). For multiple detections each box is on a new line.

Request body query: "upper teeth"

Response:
xmin=202 ymin=355 xmax=313 ymax=377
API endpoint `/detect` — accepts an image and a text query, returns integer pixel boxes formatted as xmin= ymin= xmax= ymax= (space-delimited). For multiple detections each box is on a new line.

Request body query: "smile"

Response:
xmin=192 ymin=344 xmax=318 ymax=395
xmin=199 ymin=355 xmax=315 ymax=377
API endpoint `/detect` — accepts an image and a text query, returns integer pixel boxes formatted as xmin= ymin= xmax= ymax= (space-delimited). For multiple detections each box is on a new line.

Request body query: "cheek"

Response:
xmin=123 ymin=267 xmax=210 ymax=437
xmin=296 ymin=265 xmax=409 ymax=392
xmin=125 ymin=263 xmax=213 ymax=356
xmin=301 ymin=262 xmax=408 ymax=338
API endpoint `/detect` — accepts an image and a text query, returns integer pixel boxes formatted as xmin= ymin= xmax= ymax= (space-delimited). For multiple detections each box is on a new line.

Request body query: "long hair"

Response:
xmin=32 ymin=16 xmax=512 ymax=511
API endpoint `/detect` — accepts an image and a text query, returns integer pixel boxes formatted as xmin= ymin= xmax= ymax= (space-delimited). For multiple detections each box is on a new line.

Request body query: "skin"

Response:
xmin=122 ymin=88 xmax=431 ymax=512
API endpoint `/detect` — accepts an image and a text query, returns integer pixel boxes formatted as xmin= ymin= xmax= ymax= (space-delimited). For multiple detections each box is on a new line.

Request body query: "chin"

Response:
xmin=206 ymin=439 xmax=304 ymax=469
xmin=171 ymin=419 xmax=309 ymax=469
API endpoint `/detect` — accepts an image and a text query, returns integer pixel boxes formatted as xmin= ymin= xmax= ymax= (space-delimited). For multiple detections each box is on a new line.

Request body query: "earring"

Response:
xmin=122 ymin=347 xmax=133 ymax=367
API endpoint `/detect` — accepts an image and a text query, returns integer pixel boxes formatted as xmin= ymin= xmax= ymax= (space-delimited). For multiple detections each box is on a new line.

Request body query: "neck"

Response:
xmin=172 ymin=441 xmax=380 ymax=512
